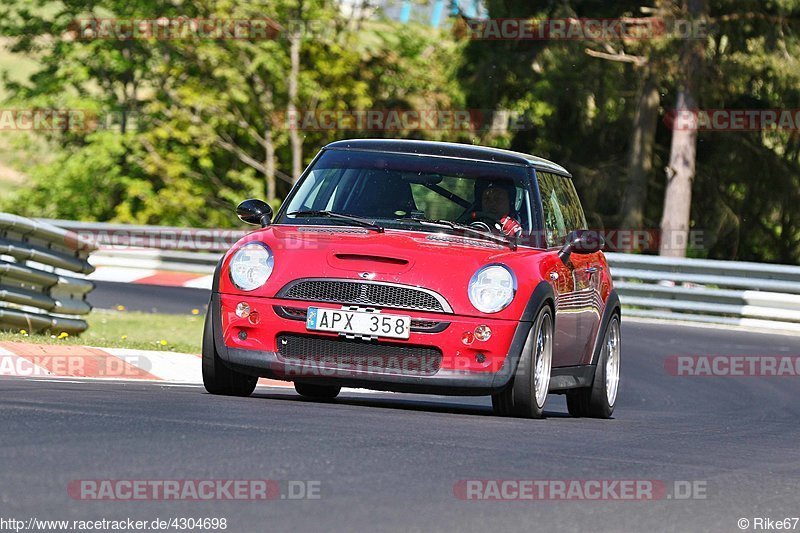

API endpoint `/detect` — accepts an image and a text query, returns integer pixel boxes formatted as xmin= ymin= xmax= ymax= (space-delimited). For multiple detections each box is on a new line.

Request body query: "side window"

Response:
xmin=537 ymin=172 xmax=566 ymax=247
xmin=557 ymin=176 xmax=588 ymax=233
xmin=536 ymin=172 xmax=587 ymax=247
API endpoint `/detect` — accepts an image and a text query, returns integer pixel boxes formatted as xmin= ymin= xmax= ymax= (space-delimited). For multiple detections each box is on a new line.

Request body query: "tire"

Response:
xmin=294 ymin=382 xmax=341 ymax=399
xmin=566 ymin=314 xmax=620 ymax=418
xmin=491 ymin=305 xmax=554 ymax=419
xmin=202 ymin=309 xmax=258 ymax=397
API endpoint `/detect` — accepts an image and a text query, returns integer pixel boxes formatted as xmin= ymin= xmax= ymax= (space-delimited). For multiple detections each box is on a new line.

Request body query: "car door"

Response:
xmin=535 ymin=171 xmax=603 ymax=367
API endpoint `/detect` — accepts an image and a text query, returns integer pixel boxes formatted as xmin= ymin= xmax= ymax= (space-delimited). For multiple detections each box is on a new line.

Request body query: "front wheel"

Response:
xmin=566 ymin=314 xmax=621 ymax=418
xmin=202 ymin=310 xmax=258 ymax=397
xmin=492 ymin=305 xmax=553 ymax=419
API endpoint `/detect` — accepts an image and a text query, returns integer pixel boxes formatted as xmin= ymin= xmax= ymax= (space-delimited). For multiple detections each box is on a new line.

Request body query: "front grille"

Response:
xmin=277 ymin=334 xmax=442 ymax=376
xmin=278 ymin=279 xmax=450 ymax=313
xmin=275 ymin=306 xmax=308 ymax=320
xmin=409 ymin=319 xmax=443 ymax=331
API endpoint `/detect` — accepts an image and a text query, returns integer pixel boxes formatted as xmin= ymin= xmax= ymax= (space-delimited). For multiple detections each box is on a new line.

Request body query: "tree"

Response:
xmin=659 ymin=0 xmax=707 ymax=257
xmin=1 ymin=0 xmax=464 ymax=224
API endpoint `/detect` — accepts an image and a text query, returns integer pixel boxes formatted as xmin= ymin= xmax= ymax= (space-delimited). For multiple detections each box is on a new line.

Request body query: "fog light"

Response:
xmin=461 ymin=331 xmax=475 ymax=345
xmin=235 ymin=302 xmax=251 ymax=318
xmin=238 ymin=330 xmax=248 ymax=341
xmin=475 ymin=353 xmax=486 ymax=363
xmin=474 ymin=325 xmax=492 ymax=341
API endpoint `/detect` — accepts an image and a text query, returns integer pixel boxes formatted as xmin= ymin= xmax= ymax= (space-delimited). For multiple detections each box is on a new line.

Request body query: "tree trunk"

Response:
xmin=659 ymin=0 xmax=706 ymax=257
xmin=264 ymin=87 xmax=276 ymax=202
xmin=619 ymin=72 xmax=659 ymax=235
xmin=265 ymin=127 xmax=276 ymax=202
xmin=288 ymin=30 xmax=302 ymax=183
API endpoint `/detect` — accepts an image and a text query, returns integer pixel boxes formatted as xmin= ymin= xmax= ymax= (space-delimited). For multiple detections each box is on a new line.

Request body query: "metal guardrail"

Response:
xmin=1 ymin=215 xmax=97 ymax=334
xmin=90 ymin=248 xmax=222 ymax=274
xmin=607 ymin=252 xmax=800 ymax=332
xmin=40 ymin=219 xmax=800 ymax=332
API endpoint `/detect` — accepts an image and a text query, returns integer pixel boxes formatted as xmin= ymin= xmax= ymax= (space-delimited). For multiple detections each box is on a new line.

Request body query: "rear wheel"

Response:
xmin=202 ymin=310 xmax=257 ymax=397
xmin=294 ymin=382 xmax=341 ymax=399
xmin=492 ymin=305 xmax=553 ymax=419
xmin=566 ymin=314 xmax=620 ymax=418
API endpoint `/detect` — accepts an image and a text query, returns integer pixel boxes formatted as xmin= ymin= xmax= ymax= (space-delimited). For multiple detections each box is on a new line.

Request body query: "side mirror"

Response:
xmin=558 ymin=229 xmax=604 ymax=263
xmin=237 ymin=199 xmax=273 ymax=227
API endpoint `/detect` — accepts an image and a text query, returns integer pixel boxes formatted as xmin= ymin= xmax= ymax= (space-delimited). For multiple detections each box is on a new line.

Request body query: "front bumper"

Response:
xmin=211 ymin=293 xmax=531 ymax=395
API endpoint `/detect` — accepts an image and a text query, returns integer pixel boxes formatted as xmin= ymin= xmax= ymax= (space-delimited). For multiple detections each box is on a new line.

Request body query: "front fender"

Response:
xmin=491 ymin=280 xmax=555 ymax=389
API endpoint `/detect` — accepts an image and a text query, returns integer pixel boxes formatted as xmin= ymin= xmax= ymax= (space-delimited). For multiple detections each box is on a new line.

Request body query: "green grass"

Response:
xmin=0 ymin=309 xmax=205 ymax=354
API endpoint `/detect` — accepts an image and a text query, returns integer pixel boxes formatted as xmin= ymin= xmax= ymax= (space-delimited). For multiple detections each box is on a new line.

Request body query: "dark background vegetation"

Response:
xmin=0 ymin=0 xmax=798 ymax=262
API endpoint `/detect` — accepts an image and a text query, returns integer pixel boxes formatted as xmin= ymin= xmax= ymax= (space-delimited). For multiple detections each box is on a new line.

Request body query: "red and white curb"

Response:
xmin=0 ymin=342 xmax=380 ymax=395
xmin=0 ymin=342 xmax=288 ymax=388
xmin=89 ymin=267 xmax=213 ymax=289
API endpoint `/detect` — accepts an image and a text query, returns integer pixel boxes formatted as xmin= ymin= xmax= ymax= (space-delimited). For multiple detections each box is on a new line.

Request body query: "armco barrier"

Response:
xmin=607 ymin=252 xmax=800 ymax=332
xmin=1 ymin=214 xmax=97 ymax=334
xmin=40 ymin=219 xmax=800 ymax=332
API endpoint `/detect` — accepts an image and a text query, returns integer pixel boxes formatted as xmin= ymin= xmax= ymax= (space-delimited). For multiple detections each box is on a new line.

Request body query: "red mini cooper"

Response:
xmin=203 ymin=139 xmax=621 ymax=419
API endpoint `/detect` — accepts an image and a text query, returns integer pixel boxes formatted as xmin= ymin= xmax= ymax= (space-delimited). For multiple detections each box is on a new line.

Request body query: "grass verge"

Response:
xmin=0 ymin=309 xmax=205 ymax=354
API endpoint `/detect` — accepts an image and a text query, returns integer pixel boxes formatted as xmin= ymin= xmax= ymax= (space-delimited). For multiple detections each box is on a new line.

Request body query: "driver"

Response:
xmin=475 ymin=182 xmax=523 ymax=238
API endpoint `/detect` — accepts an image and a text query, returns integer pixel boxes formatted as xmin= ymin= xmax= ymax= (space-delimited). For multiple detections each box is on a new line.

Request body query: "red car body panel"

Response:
xmin=216 ymin=227 xmax=613 ymax=379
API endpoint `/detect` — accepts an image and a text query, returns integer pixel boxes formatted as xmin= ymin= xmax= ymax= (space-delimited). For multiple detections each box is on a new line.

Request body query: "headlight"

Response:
xmin=468 ymin=265 xmax=516 ymax=313
xmin=229 ymin=243 xmax=274 ymax=291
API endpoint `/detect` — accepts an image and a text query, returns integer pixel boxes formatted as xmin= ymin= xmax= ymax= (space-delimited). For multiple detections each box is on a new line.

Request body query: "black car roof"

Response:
xmin=323 ymin=139 xmax=572 ymax=177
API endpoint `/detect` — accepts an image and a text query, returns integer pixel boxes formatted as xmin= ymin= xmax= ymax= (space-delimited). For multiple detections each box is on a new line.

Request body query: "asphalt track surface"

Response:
xmin=2 ymin=309 xmax=799 ymax=532
xmin=88 ymin=281 xmax=210 ymax=314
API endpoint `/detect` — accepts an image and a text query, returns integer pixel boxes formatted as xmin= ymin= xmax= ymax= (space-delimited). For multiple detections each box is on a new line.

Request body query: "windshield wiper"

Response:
xmin=396 ymin=217 xmax=516 ymax=250
xmin=287 ymin=210 xmax=384 ymax=233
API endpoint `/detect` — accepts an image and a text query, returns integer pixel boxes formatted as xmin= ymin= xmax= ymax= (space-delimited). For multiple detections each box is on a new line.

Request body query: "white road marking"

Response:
xmin=183 ymin=275 xmax=214 ymax=289
xmin=104 ymin=348 xmax=202 ymax=383
xmin=0 ymin=346 xmax=54 ymax=377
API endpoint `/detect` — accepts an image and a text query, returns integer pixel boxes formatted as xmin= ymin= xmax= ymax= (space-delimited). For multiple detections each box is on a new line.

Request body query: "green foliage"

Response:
xmin=457 ymin=0 xmax=800 ymax=263
xmin=6 ymin=130 xmax=139 ymax=221
xmin=1 ymin=0 xmax=800 ymax=262
xmin=0 ymin=0 xmax=464 ymax=225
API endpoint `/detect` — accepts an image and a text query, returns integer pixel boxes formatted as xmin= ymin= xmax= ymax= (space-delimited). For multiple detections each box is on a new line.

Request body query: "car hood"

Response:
xmin=218 ymin=225 xmax=548 ymax=318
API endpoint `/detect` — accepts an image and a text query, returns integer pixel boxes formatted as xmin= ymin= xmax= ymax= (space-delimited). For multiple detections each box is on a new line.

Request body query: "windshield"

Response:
xmin=278 ymin=149 xmax=534 ymax=238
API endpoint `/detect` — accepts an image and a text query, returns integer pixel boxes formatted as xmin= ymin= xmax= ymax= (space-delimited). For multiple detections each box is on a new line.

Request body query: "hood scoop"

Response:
xmin=327 ymin=252 xmax=412 ymax=274
xmin=425 ymin=234 xmax=506 ymax=249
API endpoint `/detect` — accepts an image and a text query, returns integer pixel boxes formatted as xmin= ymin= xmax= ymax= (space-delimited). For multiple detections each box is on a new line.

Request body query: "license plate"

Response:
xmin=306 ymin=307 xmax=411 ymax=340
